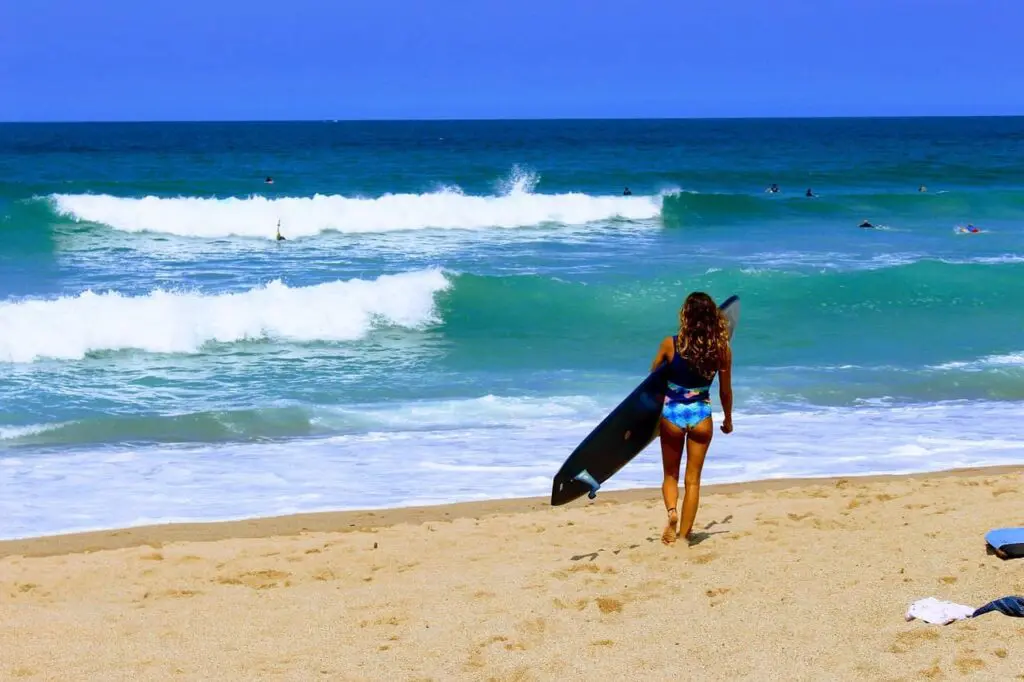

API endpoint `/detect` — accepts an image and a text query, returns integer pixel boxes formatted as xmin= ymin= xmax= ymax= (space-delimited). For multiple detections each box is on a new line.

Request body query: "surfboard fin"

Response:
xmin=573 ymin=469 xmax=601 ymax=499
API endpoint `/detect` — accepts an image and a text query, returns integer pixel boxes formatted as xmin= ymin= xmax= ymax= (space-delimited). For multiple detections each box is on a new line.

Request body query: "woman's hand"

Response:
xmin=718 ymin=344 xmax=733 ymax=434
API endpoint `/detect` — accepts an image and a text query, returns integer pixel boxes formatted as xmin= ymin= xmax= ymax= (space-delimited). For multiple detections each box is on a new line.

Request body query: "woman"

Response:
xmin=649 ymin=292 xmax=733 ymax=545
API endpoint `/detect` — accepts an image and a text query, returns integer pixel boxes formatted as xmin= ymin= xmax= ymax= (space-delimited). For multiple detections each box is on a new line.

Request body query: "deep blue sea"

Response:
xmin=2 ymin=117 xmax=1024 ymax=539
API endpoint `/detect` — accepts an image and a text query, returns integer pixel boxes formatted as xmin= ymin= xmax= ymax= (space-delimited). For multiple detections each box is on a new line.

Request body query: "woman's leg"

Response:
xmin=659 ymin=418 xmax=685 ymax=544
xmin=678 ymin=416 xmax=713 ymax=541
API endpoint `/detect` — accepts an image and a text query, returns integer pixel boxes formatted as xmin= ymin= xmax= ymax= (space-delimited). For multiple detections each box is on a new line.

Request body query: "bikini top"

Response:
xmin=665 ymin=336 xmax=717 ymax=402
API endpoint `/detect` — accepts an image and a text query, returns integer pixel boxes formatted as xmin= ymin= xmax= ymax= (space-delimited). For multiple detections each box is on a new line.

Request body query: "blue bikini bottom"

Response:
xmin=662 ymin=381 xmax=712 ymax=429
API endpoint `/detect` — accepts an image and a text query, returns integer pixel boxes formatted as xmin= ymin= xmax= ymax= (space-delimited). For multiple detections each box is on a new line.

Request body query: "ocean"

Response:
xmin=2 ymin=117 xmax=1023 ymax=540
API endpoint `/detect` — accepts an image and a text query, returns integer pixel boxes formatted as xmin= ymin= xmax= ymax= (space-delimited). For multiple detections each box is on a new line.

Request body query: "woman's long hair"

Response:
xmin=675 ymin=292 xmax=730 ymax=377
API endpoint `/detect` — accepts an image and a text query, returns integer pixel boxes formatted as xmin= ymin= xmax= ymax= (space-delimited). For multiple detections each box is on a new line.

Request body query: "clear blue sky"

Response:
xmin=2 ymin=0 xmax=1022 ymax=121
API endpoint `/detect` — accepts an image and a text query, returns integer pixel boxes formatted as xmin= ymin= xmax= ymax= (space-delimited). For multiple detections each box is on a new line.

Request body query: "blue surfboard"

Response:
xmin=985 ymin=527 xmax=1024 ymax=559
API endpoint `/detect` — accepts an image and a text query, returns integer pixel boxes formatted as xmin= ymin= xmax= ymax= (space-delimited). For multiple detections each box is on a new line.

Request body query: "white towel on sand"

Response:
xmin=905 ymin=597 xmax=975 ymax=625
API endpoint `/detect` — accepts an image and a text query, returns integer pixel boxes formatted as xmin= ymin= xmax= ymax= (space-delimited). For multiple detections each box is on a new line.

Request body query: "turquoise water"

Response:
xmin=2 ymin=118 xmax=1024 ymax=538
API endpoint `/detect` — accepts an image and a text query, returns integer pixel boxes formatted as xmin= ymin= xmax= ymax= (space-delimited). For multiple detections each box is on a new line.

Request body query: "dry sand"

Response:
xmin=2 ymin=467 xmax=1023 ymax=681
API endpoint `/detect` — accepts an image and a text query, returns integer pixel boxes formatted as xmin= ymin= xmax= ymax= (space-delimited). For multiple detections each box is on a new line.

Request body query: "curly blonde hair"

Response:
xmin=674 ymin=292 xmax=730 ymax=378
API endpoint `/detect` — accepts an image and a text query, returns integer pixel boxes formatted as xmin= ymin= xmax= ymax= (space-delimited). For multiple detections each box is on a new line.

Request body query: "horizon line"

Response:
xmin=3 ymin=113 xmax=1023 ymax=125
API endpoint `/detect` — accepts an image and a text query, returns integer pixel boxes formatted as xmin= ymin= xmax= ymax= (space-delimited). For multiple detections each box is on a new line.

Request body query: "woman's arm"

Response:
xmin=650 ymin=336 xmax=673 ymax=373
xmin=718 ymin=343 xmax=734 ymax=433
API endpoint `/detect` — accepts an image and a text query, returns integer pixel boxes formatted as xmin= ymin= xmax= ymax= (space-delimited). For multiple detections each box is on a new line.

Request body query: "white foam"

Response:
xmin=0 ymin=269 xmax=449 ymax=362
xmin=0 ymin=424 xmax=56 ymax=440
xmin=4 ymin=399 xmax=1024 ymax=540
xmin=936 ymin=254 xmax=1024 ymax=265
xmin=727 ymin=252 xmax=1024 ymax=274
xmin=50 ymin=183 xmax=660 ymax=239
xmin=738 ymin=251 xmax=924 ymax=272
xmin=321 ymin=394 xmax=602 ymax=431
xmin=931 ymin=352 xmax=1024 ymax=371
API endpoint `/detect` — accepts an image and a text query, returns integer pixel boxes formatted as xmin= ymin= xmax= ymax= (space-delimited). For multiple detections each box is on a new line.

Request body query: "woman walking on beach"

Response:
xmin=649 ymin=292 xmax=734 ymax=545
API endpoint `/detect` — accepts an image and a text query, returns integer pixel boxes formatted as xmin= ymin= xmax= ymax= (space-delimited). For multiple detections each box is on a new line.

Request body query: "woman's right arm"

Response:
xmin=650 ymin=337 xmax=673 ymax=373
xmin=719 ymin=344 xmax=734 ymax=433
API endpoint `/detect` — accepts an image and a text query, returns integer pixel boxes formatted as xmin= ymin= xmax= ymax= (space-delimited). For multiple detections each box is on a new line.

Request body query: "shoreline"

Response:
xmin=3 ymin=463 xmax=1020 ymax=559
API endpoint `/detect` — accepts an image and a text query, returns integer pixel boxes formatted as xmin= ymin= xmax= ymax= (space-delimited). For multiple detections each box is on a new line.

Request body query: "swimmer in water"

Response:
xmin=766 ymin=183 xmax=779 ymax=194
xmin=623 ymin=187 xmax=632 ymax=196
xmin=805 ymin=188 xmax=815 ymax=198
xmin=265 ymin=176 xmax=274 ymax=184
xmin=918 ymin=185 xmax=927 ymax=192
xmin=958 ymin=223 xmax=980 ymax=234
xmin=859 ymin=220 xmax=874 ymax=228
xmin=275 ymin=220 xmax=286 ymax=241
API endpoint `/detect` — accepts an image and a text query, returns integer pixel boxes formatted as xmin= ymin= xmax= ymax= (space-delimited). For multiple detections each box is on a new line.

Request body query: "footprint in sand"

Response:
xmin=358 ymin=615 xmax=404 ymax=628
xmin=953 ymin=656 xmax=986 ymax=674
xmin=888 ymin=629 xmax=938 ymax=654
xmin=691 ymin=551 xmax=719 ymax=565
xmin=705 ymin=586 xmax=731 ymax=606
xmin=552 ymin=597 xmax=589 ymax=611
xmin=144 ymin=589 xmax=202 ymax=600
xmin=215 ymin=569 xmax=291 ymax=590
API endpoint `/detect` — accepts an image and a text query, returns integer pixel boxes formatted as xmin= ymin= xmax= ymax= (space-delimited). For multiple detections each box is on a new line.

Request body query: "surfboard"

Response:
xmin=550 ymin=295 xmax=740 ymax=506
xmin=985 ymin=527 xmax=1024 ymax=560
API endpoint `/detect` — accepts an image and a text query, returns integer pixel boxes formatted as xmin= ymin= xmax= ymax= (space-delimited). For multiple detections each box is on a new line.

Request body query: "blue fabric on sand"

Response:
xmin=972 ymin=596 xmax=1024 ymax=619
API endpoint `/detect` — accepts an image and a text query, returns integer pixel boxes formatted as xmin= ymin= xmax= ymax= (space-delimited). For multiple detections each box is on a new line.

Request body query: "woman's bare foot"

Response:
xmin=662 ymin=509 xmax=679 ymax=545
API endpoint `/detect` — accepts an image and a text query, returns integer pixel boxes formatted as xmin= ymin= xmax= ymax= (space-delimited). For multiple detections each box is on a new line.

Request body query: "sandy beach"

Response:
xmin=3 ymin=466 xmax=1023 ymax=681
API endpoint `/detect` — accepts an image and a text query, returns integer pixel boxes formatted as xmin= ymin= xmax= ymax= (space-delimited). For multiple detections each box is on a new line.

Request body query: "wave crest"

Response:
xmin=0 ymin=269 xmax=449 ymax=362
xmin=49 ymin=170 xmax=659 ymax=239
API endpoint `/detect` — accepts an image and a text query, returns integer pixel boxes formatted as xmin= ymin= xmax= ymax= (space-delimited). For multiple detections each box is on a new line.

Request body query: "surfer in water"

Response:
xmin=623 ymin=187 xmax=633 ymax=196
xmin=275 ymin=220 xmax=286 ymax=241
xmin=649 ymin=292 xmax=733 ymax=545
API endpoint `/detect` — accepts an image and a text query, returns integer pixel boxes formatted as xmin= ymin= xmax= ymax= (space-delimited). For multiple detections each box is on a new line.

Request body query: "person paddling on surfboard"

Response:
xmin=649 ymin=292 xmax=733 ymax=545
